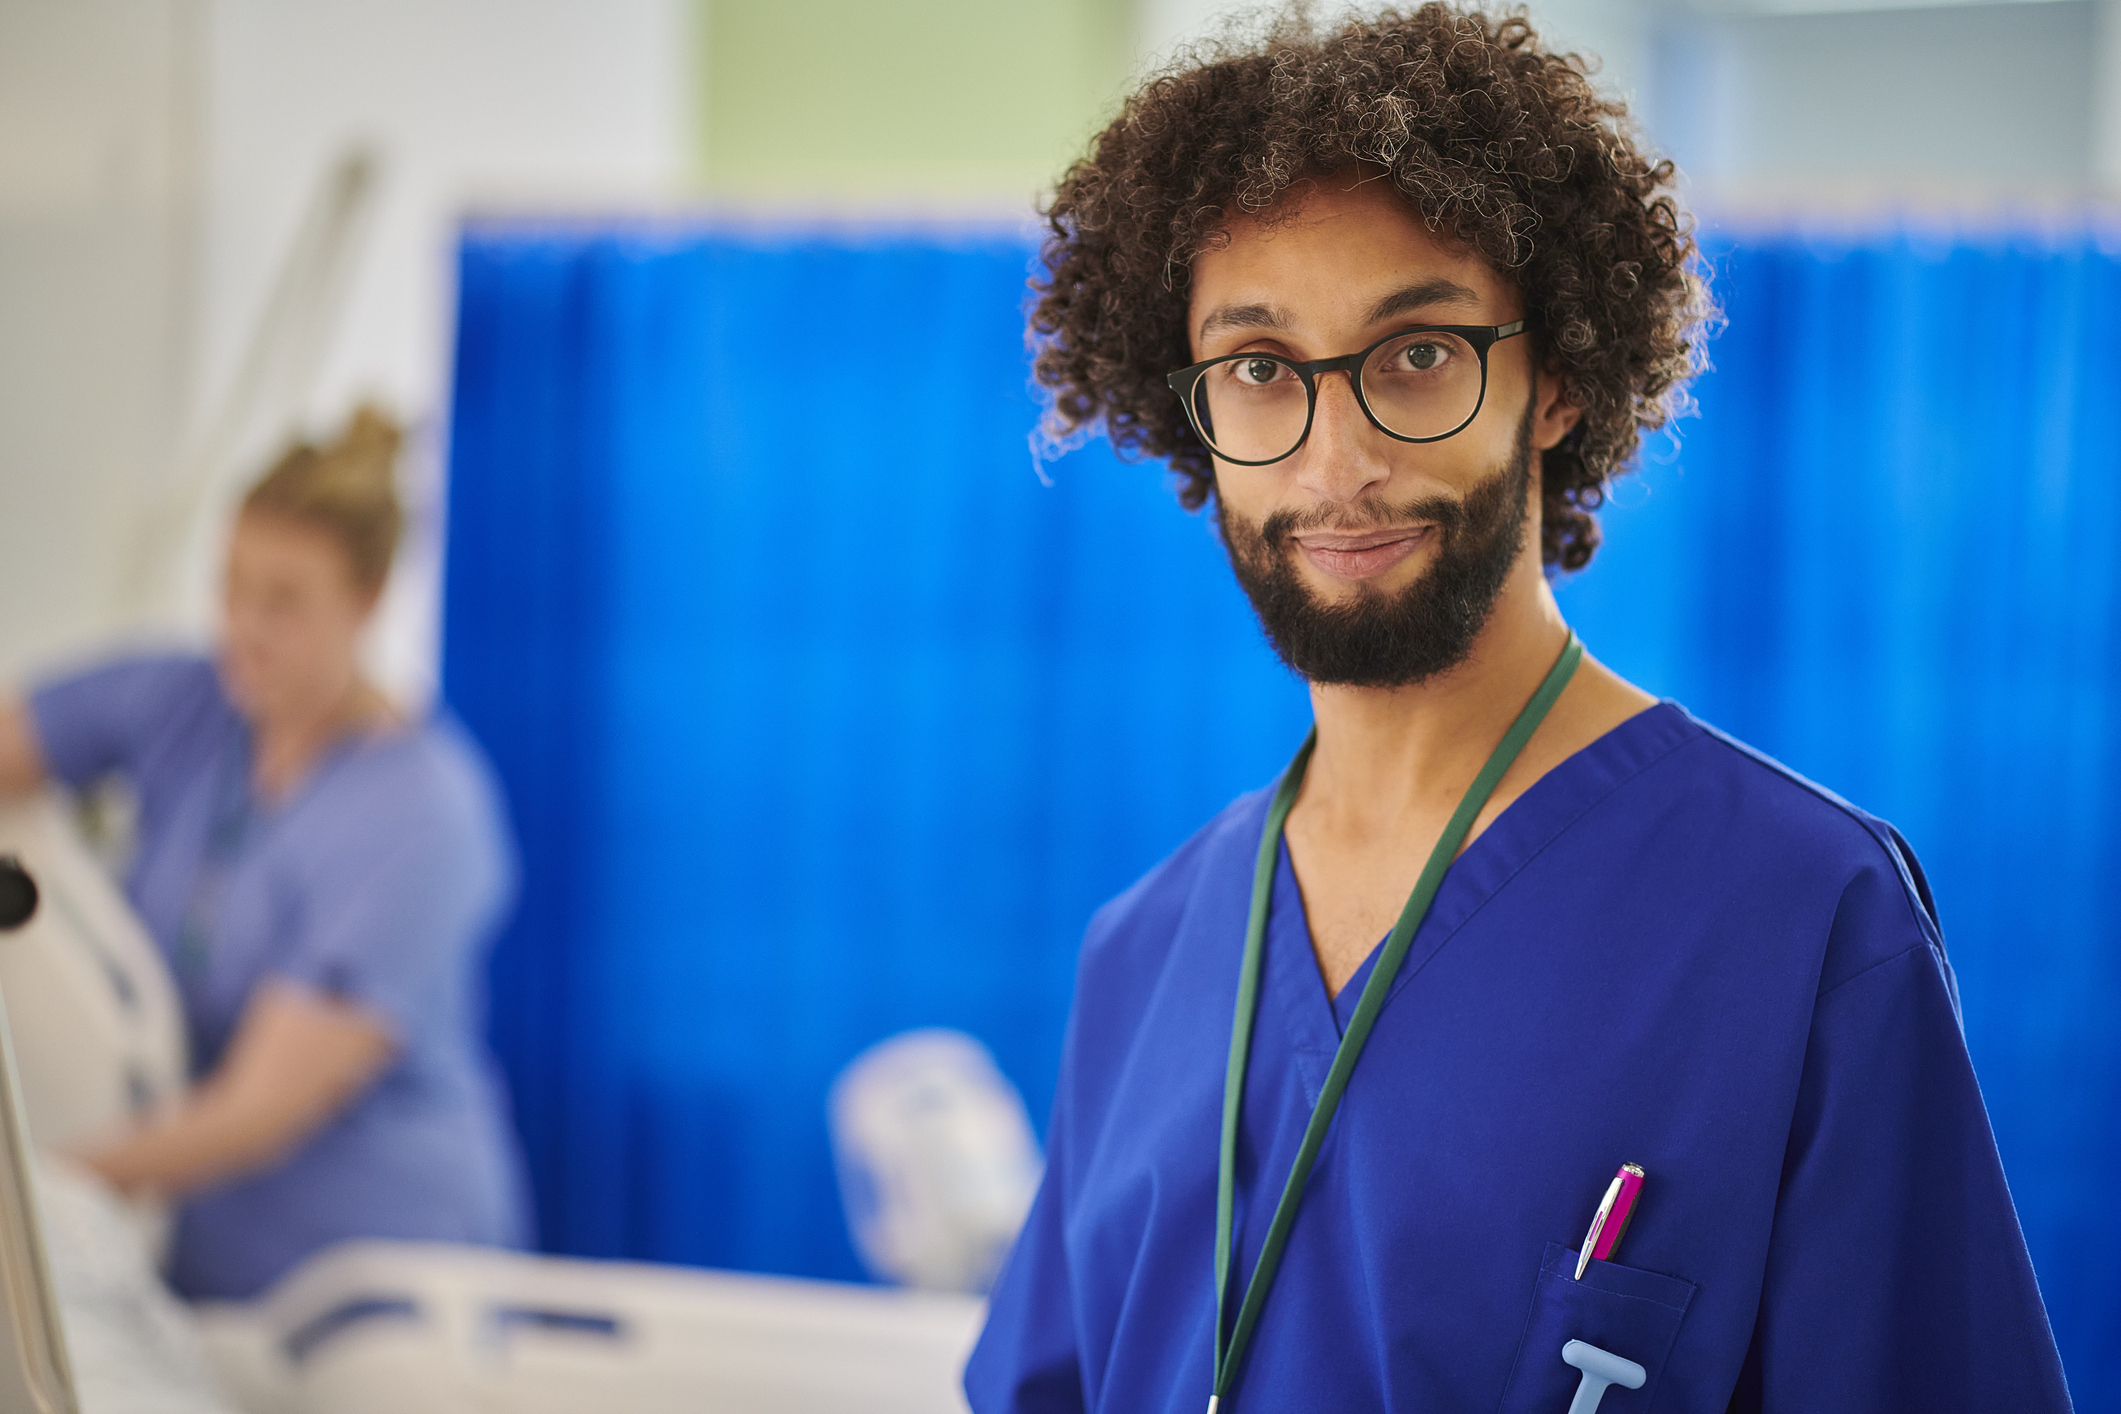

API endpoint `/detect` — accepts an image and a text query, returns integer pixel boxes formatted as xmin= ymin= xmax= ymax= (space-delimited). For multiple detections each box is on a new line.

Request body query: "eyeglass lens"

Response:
xmin=1189 ymin=329 xmax=1485 ymax=462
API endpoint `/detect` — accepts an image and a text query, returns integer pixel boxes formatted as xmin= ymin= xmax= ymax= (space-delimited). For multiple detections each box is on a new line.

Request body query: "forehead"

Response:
xmin=1185 ymin=176 xmax=1514 ymax=348
xmin=229 ymin=511 xmax=346 ymax=576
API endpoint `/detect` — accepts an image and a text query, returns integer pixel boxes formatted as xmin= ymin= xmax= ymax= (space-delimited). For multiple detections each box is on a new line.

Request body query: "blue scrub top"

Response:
xmin=31 ymin=654 xmax=528 ymax=1300
xmin=967 ymin=703 xmax=2072 ymax=1413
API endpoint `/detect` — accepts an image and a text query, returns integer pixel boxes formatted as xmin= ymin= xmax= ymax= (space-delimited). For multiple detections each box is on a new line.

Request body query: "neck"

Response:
xmin=252 ymin=675 xmax=378 ymax=799
xmin=1299 ymin=554 xmax=1569 ymax=832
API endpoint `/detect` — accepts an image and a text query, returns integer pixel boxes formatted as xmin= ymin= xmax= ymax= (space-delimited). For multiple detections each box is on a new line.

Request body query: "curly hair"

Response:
xmin=1031 ymin=4 xmax=1711 ymax=570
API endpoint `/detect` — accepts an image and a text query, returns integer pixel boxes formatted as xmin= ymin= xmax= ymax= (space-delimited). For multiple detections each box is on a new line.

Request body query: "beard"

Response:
xmin=1216 ymin=404 xmax=1534 ymax=689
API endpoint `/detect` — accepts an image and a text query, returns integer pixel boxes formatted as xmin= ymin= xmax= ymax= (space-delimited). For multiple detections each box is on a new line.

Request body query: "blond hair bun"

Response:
xmin=242 ymin=403 xmax=406 ymax=590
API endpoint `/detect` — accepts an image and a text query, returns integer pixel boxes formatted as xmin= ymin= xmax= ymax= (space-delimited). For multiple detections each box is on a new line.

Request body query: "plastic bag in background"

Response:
xmin=828 ymin=1030 xmax=1042 ymax=1294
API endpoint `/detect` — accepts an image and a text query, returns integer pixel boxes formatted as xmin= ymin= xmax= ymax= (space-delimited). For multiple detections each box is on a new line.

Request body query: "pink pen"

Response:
xmin=1573 ymin=1162 xmax=1646 ymax=1279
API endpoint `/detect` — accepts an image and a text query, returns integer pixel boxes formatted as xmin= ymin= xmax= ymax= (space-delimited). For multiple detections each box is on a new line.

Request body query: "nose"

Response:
xmin=1290 ymin=369 xmax=1390 ymax=505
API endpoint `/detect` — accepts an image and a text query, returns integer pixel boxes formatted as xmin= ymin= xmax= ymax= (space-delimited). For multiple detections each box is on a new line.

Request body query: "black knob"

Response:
xmin=0 ymin=856 xmax=37 ymax=932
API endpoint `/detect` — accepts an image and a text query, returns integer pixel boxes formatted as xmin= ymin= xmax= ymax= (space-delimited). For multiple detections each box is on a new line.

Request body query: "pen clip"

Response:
xmin=1573 ymin=1174 xmax=1624 ymax=1280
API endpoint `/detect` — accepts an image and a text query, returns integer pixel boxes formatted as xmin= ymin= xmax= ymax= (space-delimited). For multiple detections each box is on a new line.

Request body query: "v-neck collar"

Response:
xmin=1258 ymin=701 xmax=1703 ymax=1081
xmin=235 ymin=713 xmax=415 ymax=822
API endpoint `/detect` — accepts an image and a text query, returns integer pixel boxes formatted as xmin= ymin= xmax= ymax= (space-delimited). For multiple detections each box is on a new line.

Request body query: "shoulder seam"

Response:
xmin=1814 ymin=938 xmax=1935 ymax=1003
xmin=1682 ymin=717 xmax=1946 ymax=957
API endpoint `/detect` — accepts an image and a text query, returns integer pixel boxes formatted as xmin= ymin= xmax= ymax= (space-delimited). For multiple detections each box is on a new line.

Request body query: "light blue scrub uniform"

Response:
xmin=31 ymin=653 xmax=528 ymax=1300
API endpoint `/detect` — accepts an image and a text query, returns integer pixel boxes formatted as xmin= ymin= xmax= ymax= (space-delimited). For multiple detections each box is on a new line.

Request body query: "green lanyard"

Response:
xmin=1209 ymin=634 xmax=1584 ymax=1412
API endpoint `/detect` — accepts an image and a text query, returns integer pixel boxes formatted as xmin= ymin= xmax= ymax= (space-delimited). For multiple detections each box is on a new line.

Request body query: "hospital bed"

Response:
xmin=191 ymin=1241 xmax=981 ymax=1414
xmin=0 ymin=798 xmax=983 ymax=1414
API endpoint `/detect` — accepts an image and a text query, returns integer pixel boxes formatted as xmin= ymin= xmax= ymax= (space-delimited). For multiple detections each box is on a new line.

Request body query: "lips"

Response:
xmin=1291 ymin=524 xmax=1434 ymax=581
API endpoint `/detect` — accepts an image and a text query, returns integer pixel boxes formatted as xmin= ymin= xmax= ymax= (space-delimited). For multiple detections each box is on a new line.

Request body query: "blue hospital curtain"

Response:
xmin=443 ymin=224 xmax=2120 ymax=1406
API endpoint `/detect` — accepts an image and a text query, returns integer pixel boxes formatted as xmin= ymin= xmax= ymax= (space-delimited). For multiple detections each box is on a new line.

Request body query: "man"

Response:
xmin=966 ymin=8 xmax=2072 ymax=1413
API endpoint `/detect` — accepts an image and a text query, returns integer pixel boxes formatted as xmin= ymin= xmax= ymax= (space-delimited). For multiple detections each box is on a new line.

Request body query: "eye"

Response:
xmin=1227 ymin=356 xmax=1292 ymax=388
xmin=1397 ymin=340 xmax=1452 ymax=372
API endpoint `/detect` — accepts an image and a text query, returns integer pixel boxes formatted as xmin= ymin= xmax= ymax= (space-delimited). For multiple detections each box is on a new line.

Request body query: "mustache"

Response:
xmin=1253 ymin=493 xmax=1469 ymax=547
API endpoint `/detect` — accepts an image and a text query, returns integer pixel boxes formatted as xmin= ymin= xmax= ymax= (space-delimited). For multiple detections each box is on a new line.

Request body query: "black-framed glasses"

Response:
xmin=1165 ymin=320 xmax=1528 ymax=467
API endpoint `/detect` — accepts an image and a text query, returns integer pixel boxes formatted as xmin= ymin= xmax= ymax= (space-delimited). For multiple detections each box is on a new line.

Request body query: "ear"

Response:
xmin=1530 ymin=365 xmax=1583 ymax=453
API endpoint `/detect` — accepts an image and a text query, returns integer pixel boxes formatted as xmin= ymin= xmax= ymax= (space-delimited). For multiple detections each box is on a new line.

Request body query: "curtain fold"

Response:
xmin=444 ymin=224 xmax=2117 ymax=1404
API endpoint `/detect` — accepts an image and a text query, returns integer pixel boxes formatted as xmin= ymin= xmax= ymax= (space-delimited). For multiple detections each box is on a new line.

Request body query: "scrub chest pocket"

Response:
xmin=1497 ymin=1242 xmax=1696 ymax=1413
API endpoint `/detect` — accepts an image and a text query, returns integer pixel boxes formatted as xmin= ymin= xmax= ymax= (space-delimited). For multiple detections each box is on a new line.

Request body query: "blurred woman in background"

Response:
xmin=0 ymin=408 xmax=527 ymax=1300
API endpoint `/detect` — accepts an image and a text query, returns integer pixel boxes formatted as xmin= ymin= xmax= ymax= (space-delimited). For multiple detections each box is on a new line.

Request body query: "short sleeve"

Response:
xmin=28 ymin=654 xmax=219 ymax=789
xmin=269 ymin=743 xmax=513 ymax=1042
xmin=1731 ymin=861 xmax=2073 ymax=1412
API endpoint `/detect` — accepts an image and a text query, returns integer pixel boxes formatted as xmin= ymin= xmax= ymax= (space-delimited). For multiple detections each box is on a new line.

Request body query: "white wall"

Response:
xmin=0 ymin=0 xmax=196 ymax=683
xmin=198 ymin=0 xmax=690 ymax=455
xmin=0 ymin=0 xmax=692 ymax=704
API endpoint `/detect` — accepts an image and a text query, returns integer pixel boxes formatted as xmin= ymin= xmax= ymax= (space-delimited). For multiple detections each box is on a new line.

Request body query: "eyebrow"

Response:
xmin=1197 ymin=301 xmax=1292 ymax=338
xmin=1362 ymin=277 xmax=1484 ymax=324
xmin=1196 ymin=277 xmax=1488 ymax=343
